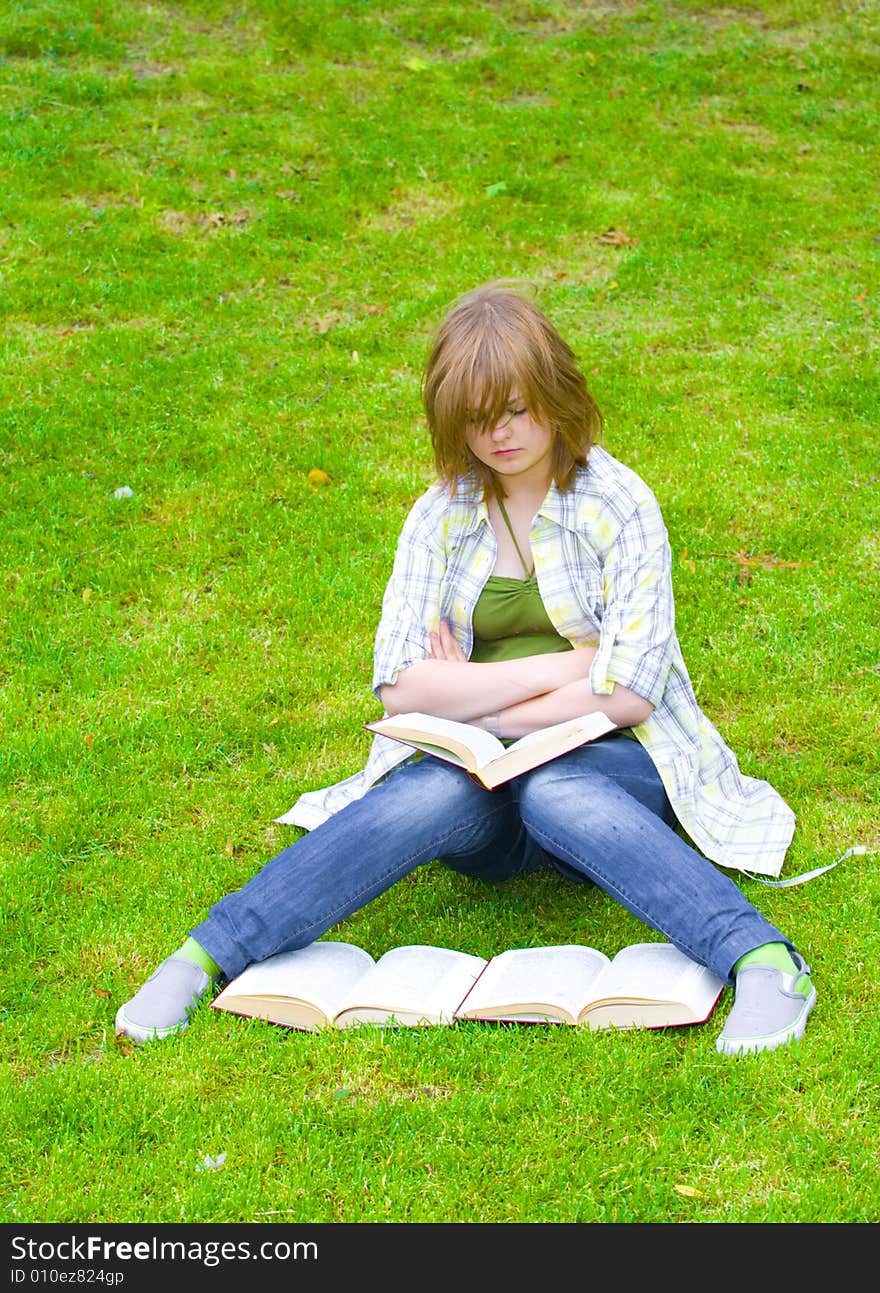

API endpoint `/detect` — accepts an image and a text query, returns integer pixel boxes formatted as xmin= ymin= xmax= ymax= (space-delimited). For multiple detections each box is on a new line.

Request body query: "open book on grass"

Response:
xmin=211 ymin=940 xmax=726 ymax=1033
xmin=363 ymin=710 xmax=617 ymax=789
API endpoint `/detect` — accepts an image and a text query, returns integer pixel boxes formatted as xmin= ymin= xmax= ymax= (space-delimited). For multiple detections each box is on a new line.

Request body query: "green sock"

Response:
xmin=178 ymin=937 xmax=222 ymax=980
xmin=734 ymin=942 xmax=811 ymax=995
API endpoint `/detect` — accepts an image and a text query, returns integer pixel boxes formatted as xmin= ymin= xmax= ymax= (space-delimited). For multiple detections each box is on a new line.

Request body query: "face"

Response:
xmin=465 ymin=394 xmax=555 ymax=490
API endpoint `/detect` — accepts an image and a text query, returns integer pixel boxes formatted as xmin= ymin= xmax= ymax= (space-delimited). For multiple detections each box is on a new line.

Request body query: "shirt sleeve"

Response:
xmin=588 ymin=494 xmax=675 ymax=709
xmin=371 ymin=497 xmax=446 ymax=698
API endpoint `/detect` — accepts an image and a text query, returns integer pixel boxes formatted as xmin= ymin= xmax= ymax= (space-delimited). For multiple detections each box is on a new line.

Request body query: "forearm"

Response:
xmin=494 ymin=677 xmax=654 ymax=739
xmin=380 ymin=648 xmax=596 ymax=722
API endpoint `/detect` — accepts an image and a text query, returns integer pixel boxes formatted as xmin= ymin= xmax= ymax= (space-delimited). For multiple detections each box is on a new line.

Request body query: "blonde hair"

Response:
xmin=422 ymin=282 xmax=602 ymax=496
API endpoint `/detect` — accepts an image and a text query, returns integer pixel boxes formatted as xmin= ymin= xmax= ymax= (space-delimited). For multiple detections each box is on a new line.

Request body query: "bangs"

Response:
xmin=430 ymin=317 xmax=540 ymax=443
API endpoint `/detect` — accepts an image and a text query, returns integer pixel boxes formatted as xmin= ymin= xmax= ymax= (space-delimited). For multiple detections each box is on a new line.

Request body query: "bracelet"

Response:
xmin=484 ymin=713 xmax=501 ymax=738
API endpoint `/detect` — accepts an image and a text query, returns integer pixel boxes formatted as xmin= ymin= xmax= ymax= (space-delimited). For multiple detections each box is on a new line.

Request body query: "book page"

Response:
xmin=333 ymin=945 xmax=487 ymax=1027
xmin=482 ymin=712 xmax=618 ymax=787
xmin=504 ymin=711 xmax=616 ymax=757
xmin=390 ymin=740 xmax=470 ymax=769
xmin=582 ymin=999 xmax=722 ymax=1031
xmin=367 ymin=713 xmax=503 ymax=769
xmin=586 ymin=943 xmax=725 ymax=1016
xmin=455 ymin=945 xmax=611 ymax=1023
xmin=212 ymin=941 xmax=375 ymax=1026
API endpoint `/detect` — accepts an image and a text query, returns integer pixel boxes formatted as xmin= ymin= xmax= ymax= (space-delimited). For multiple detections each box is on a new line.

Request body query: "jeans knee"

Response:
xmin=518 ymin=738 xmax=676 ymax=827
xmin=389 ymin=754 xmax=481 ymax=802
xmin=518 ymin=761 xmax=611 ymax=828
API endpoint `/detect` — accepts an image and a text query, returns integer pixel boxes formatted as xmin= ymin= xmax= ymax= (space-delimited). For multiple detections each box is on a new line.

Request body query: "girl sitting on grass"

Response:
xmin=116 ymin=281 xmax=815 ymax=1056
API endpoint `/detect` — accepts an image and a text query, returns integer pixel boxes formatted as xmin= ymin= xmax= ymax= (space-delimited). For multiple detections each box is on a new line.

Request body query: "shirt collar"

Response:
xmin=538 ymin=478 xmax=589 ymax=533
xmin=446 ymin=475 xmax=488 ymax=537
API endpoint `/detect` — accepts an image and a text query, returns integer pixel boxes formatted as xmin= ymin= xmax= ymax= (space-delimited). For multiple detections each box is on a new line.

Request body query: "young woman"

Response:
xmin=116 ymin=283 xmax=815 ymax=1056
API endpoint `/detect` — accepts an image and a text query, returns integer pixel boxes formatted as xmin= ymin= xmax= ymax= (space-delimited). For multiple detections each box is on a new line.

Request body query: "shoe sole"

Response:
xmin=716 ymin=985 xmax=816 ymax=1056
xmin=114 ymin=1005 xmax=190 ymax=1045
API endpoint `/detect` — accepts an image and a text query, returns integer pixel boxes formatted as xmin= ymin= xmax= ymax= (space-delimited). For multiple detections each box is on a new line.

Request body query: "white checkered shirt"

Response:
xmin=281 ymin=446 xmax=794 ymax=876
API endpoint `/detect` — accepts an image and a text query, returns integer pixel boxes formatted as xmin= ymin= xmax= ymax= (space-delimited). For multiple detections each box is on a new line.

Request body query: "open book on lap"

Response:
xmin=363 ymin=710 xmax=617 ymax=789
xmin=211 ymin=940 xmax=726 ymax=1033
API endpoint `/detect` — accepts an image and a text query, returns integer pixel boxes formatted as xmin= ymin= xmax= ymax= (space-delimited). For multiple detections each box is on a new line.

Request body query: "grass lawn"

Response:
xmin=1 ymin=0 xmax=878 ymax=1226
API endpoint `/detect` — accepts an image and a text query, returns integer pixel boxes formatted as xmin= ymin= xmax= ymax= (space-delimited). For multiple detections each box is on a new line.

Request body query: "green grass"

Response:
xmin=1 ymin=0 xmax=879 ymax=1225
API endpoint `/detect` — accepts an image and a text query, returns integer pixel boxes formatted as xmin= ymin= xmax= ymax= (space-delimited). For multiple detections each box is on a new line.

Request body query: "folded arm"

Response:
xmin=379 ymin=624 xmax=595 ymax=722
xmin=492 ymin=676 xmax=653 ymax=738
xmin=379 ymin=620 xmax=652 ymax=732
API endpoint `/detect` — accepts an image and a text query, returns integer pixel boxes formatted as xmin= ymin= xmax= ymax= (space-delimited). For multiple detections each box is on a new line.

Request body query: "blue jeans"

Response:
xmin=192 ymin=734 xmax=788 ymax=984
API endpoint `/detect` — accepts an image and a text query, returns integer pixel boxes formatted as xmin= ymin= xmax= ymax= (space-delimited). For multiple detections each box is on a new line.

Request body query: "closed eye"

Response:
xmin=466 ymin=403 xmax=528 ymax=430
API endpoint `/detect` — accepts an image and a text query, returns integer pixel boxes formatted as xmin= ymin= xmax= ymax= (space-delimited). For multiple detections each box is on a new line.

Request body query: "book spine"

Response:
xmin=466 ymin=770 xmax=493 ymax=791
xmin=451 ymin=960 xmax=491 ymax=1019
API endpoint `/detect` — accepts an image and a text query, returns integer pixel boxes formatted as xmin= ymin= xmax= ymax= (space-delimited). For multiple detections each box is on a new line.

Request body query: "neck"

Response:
xmin=495 ymin=471 xmax=552 ymax=512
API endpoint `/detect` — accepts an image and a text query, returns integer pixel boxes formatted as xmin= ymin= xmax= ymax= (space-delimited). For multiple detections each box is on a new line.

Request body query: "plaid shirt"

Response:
xmin=281 ymin=446 xmax=794 ymax=877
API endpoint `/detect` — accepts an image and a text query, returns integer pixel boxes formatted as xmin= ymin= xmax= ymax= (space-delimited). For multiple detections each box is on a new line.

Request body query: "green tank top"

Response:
xmin=470 ymin=497 xmax=573 ymax=664
xmin=471 ymin=575 xmax=574 ymax=662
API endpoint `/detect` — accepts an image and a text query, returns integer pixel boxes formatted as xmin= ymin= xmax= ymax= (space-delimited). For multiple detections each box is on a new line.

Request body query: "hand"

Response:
xmin=428 ymin=619 xmax=467 ymax=663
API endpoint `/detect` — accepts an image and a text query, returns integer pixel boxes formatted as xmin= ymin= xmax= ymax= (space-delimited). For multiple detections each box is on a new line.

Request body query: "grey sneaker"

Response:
xmin=716 ymin=952 xmax=816 ymax=1056
xmin=115 ymin=955 xmax=212 ymax=1044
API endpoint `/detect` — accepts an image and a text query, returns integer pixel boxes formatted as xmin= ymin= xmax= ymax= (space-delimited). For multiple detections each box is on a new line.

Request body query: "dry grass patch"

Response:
xmin=158 ymin=207 xmax=259 ymax=235
xmin=365 ymin=182 xmax=465 ymax=236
